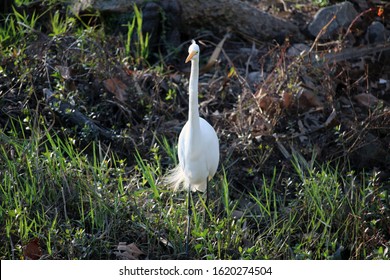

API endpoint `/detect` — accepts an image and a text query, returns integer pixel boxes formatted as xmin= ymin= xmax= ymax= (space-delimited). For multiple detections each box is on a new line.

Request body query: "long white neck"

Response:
xmin=188 ymin=58 xmax=200 ymax=128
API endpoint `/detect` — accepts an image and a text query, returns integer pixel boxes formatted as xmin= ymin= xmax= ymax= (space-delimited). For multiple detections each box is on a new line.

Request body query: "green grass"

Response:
xmin=123 ymin=4 xmax=150 ymax=66
xmin=0 ymin=119 xmax=127 ymax=259
xmin=1 ymin=119 xmax=388 ymax=259
xmin=49 ymin=9 xmax=76 ymax=37
xmin=312 ymin=0 xmax=329 ymax=7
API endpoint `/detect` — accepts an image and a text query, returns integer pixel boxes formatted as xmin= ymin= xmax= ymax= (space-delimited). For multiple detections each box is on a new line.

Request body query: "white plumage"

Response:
xmin=165 ymin=40 xmax=219 ymax=193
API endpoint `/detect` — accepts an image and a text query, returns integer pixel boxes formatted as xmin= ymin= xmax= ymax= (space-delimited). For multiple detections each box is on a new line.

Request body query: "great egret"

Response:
xmin=165 ymin=40 xmax=219 ymax=255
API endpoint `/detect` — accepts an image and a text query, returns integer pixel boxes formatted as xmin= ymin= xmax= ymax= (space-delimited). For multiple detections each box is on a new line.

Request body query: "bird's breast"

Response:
xmin=178 ymin=117 xmax=219 ymax=186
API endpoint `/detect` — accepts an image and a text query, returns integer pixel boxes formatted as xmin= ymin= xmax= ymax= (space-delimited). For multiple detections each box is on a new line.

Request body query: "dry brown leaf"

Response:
xmin=23 ymin=237 xmax=42 ymax=260
xmin=298 ymin=90 xmax=323 ymax=109
xmin=258 ymin=95 xmax=280 ymax=114
xmin=201 ymin=33 xmax=230 ymax=72
xmin=103 ymin=78 xmax=128 ymax=102
xmin=115 ymin=242 xmax=144 ymax=260
xmin=282 ymin=91 xmax=293 ymax=108
xmin=354 ymin=93 xmax=379 ymax=108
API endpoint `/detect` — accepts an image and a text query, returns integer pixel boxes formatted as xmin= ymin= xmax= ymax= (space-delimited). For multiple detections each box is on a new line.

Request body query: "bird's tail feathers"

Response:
xmin=164 ymin=165 xmax=186 ymax=192
xmin=164 ymin=165 xmax=206 ymax=192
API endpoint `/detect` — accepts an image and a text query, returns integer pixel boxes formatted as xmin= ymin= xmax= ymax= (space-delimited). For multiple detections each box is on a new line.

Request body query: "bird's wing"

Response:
xmin=177 ymin=121 xmax=188 ymax=171
xmin=199 ymin=118 xmax=219 ymax=179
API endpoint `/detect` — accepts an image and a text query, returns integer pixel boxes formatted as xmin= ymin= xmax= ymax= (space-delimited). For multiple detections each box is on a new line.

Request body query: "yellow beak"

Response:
xmin=185 ymin=51 xmax=197 ymax=63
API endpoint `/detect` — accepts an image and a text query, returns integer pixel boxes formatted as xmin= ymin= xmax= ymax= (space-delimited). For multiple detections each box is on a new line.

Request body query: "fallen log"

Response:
xmin=43 ymin=88 xmax=117 ymax=141
xmin=178 ymin=0 xmax=304 ymax=42
xmin=71 ymin=0 xmax=304 ymax=42
xmin=305 ymin=43 xmax=390 ymax=66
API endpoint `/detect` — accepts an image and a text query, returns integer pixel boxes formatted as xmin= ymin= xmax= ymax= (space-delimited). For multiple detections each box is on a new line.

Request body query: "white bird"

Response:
xmin=165 ymin=40 xmax=219 ymax=254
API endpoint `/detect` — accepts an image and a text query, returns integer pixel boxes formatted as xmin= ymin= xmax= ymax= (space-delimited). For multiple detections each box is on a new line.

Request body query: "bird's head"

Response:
xmin=185 ymin=40 xmax=200 ymax=63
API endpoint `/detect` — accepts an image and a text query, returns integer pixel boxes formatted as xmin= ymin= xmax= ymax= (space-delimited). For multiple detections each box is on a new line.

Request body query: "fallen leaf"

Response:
xmin=324 ymin=108 xmax=337 ymax=127
xmin=201 ymin=32 xmax=230 ymax=72
xmin=23 ymin=237 xmax=42 ymax=260
xmin=115 ymin=242 xmax=144 ymax=260
xmin=378 ymin=6 xmax=384 ymax=17
xmin=158 ymin=236 xmax=174 ymax=248
xmin=298 ymin=89 xmax=323 ymax=109
xmin=354 ymin=93 xmax=379 ymax=108
xmin=103 ymin=78 xmax=128 ymax=102
xmin=258 ymin=94 xmax=280 ymax=114
xmin=282 ymin=91 xmax=293 ymax=108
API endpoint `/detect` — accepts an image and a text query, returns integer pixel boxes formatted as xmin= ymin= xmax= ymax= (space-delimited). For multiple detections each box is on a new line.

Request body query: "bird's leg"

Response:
xmin=205 ymin=179 xmax=209 ymax=223
xmin=206 ymin=180 xmax=209 ymax=211
xmin=185 ymin=187 xmax=192 ymax=256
